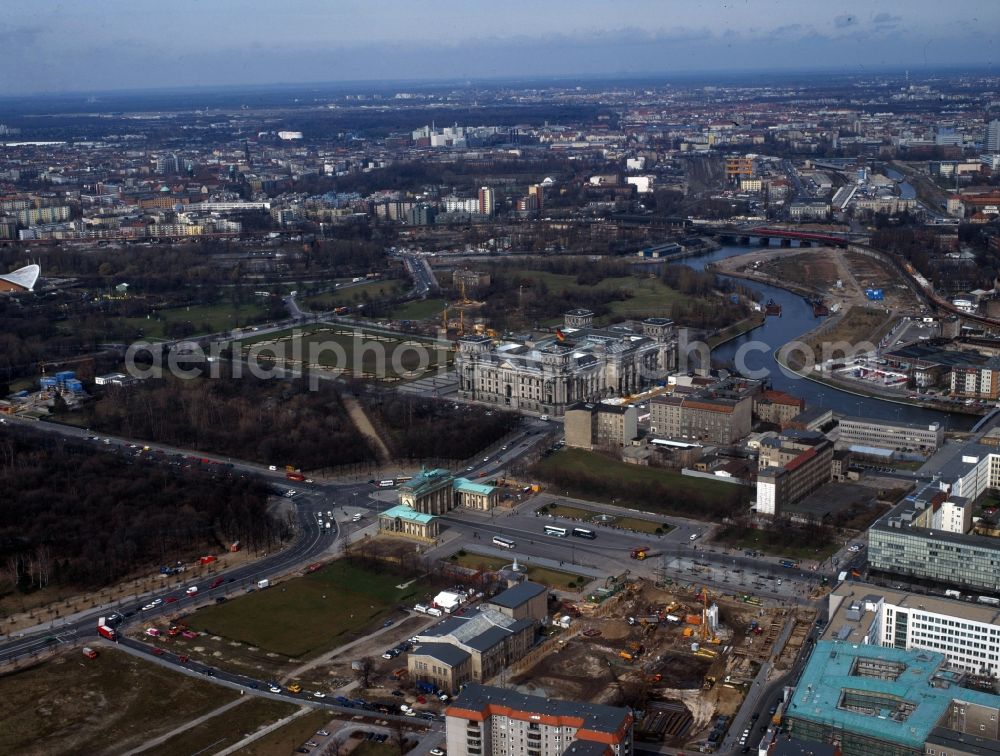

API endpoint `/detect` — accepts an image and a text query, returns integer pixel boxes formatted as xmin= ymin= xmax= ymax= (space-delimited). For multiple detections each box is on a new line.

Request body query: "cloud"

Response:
xmin=872 ymin=12 xmax=902 ymax=30
xmin=834 ymin=14 xmax=859 ymax=29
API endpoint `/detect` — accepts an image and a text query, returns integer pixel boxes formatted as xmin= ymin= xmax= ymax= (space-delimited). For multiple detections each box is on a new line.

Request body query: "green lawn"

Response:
xmin=186 ymin=560 xmax=427 ymax=659
xmin=120 ymin=300 xmax=272 ymax=340
xmin=714 ymin=526 xmax=839 ymax=561
xmin=352 ymin=740 xmax=406 ymax=756
xmin=520 ymin=270 xmax=692 ymax=322
xmin=452 ymin=551 xmax=587 ymax=590
xmin=236 ymin=325 xmax=453 ymax=380
xmin=303 ymin=280 xmax=406 ymax=310
xmin=539 ymin=504 xmax=672 ymax=535
xmin=147 ymin=698 xmax=300 ymax=756
xmin=531 ymin=448 xmax=743 ymax=520
xmin=391 ymin=297 xmax=447 ymax=321
xmin=232 ymin=709 xmax=332 ymax=755
xmin=0 ymin=648 xmax=239 ymax=756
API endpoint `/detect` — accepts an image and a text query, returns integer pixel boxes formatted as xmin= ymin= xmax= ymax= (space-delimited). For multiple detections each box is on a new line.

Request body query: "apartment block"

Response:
xmin=445 ymin=683 xmax=634 ymax=756
xmin=951 ymin=358 xmax=1000 ymax=400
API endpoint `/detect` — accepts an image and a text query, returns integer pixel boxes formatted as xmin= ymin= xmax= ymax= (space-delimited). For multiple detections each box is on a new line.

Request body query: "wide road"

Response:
xmin=0 ymin=413 xmax=552 ymax=662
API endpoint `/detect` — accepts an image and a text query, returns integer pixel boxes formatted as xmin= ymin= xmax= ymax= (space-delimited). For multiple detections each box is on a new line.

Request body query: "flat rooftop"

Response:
xmin=823 ymin=583 xmax=1000 ymax=646
xmin=790 ymin=641 xmax=1000 ymax=750
xmin=447 ymin=682 xmax=632 ymax=735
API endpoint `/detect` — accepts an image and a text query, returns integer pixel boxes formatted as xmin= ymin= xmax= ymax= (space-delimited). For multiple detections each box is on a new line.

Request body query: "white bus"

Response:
xmin=544 ymin=525 xmax=568 ymax=538
xmin=493 ymin=536 xmax=516 ymax=549
xmin=572 ymin=527 xmax=596 ymax=540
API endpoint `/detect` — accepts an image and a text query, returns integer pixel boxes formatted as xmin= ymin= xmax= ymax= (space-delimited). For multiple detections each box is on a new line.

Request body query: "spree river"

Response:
xmin=686 ymin=245 xmax=975 ymax=431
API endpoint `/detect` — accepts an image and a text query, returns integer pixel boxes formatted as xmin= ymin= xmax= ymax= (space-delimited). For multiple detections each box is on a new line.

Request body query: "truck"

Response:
xmin=97 ymin=618 xmax=117 ymax=641
xmin=838 ymin=571 xmax=848 ymax=583
xmin=978 ymin=596 xmax=1000 ymax=606
xmin=416 ymin=680 xmax=438 ymax=694
xmin=257 ymin=579 xmax=270 ymax=589
xmin=630 ymin=547 xmax=649 ymax=561
xmin=286 ymin=471 xmax=305 ymax=482
xmin=199 ymin=555 xmax=217 ymax=565
xmin=779 ymin=559 xmax=799 ymax=569
xmin=945 ymin=589 xmax=962 ymax=599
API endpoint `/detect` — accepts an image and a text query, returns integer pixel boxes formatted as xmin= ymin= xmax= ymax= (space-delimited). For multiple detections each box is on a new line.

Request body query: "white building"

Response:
xmin=825 ymin=584 xmax=1000 ymax=677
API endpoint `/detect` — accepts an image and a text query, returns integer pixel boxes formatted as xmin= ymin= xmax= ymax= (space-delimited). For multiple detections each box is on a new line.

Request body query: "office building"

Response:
xmin=478 ymin=187 xmax=496 ymax=216
xmin=837 ymin=417 xmax=943 ymax=454
xmin=986 ymin=119 xmax=1000 ymax=154
xmin=445 ymin=682 xmax=634 ymax=756
xmin=785 ymin=640 xmax=1000 ymax=756
xmin=649 ymin=378 xmax=759 ymax=445
xmin=867 ymin=453 xmax=1000 ymax=592
xmin=528 ymin=184 xmax=545 ymax=212
xmin=456 ymin=312 xmax=676 ymax=417
xmin=753 ymin=389 xmax=805 ymax=428
xmin=824 ymin=583 xmax=1000 ymax=677
xmin=564 ymin=402 xmax=638 ymax=450
xmin=755 ymin=431 xmax=833 ymax=518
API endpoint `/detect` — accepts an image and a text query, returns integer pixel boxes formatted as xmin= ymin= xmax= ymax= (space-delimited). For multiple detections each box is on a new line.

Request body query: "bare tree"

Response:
xmin=389 ymin=721 xmax=409 ymax=756
xmin=355 ymin=656 xmax=375 ymax=689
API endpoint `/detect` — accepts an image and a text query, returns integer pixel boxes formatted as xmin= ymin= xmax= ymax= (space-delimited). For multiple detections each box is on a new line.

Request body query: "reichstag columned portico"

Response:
xmin=456 ymin=310 xmax=677 ymax=416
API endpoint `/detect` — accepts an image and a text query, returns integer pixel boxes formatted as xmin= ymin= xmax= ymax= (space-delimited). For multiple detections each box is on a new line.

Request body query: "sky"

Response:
xmin=3 ymin=0 xmax=998 ymax=94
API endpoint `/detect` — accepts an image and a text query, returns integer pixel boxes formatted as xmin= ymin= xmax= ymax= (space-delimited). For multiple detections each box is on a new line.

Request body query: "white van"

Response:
xmin=414 ymin=603 xmax=429 ymax=614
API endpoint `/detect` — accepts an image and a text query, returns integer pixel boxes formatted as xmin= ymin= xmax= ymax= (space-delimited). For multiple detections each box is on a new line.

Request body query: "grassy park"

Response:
xmin=302 ymin=280 xmax=406 ymax=310
xmin=186 ymin=560 xmax=427 ymax=659
xmin=236 ymin=324 xmax=452 ymax=380
xmin=531 ymin=449 xmax=745 ymax=520
xmin=540 ymin=503 xmax=672 ymax=535
xmin=118 ymin=300 xmax=273 ymax=339
xmin=451 ymin=551 xmax=589 ymax=591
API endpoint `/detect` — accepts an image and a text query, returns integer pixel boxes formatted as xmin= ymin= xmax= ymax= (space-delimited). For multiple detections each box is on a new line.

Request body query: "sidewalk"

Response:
xmin=122 ymin=697 xmax=249 ymax=755
xmin=214 ymin=706 xmax=312 ymax=756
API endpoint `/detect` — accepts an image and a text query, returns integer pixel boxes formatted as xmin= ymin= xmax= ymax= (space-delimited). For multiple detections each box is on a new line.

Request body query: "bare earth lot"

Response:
xmin=0 ymin=648 xmax=238 ymax=756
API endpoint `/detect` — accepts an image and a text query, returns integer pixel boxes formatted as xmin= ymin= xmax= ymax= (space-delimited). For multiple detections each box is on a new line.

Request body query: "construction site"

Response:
xmin=508 ymin=575 xmax=815 ymax=752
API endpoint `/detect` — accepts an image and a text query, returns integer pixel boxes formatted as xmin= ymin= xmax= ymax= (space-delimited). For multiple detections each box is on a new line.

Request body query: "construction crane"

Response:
xmin=700 ymin=586 xmax=710 ymax=642
xmin=39 ymin=355 xmax=96 ymax=379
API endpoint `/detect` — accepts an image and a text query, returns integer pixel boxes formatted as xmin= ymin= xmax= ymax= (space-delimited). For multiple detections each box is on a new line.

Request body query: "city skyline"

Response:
xmin=3 ymin=0 xmax=998 ymax=94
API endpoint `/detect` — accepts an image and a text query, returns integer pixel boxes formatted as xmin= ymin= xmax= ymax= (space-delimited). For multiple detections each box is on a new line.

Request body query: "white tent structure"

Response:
xmin=0 ymin=264 xmax=40 ymax=292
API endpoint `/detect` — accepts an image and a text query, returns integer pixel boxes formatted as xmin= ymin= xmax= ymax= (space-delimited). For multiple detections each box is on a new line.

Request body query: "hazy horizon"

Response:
xmin=4 ymin=0 xmax=997 ymax=95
